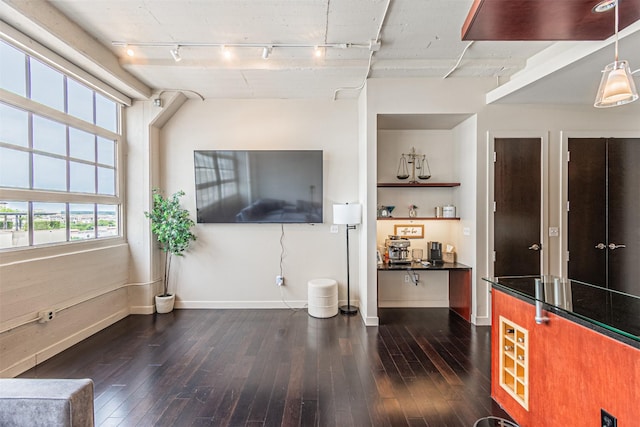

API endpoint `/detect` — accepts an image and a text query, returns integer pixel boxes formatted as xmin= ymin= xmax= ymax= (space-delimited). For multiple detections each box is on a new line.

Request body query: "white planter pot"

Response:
xmin=155 ymin=294 xmax=175 ymax=313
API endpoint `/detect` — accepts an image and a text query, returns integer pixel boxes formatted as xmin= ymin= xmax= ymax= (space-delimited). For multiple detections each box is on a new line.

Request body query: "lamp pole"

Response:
xmin=340 ymin=223 xmax=358 ymax=315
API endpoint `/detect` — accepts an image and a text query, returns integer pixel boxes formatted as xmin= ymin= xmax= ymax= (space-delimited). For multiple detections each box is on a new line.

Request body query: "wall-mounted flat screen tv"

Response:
xmin=194 ymin=150 xmax=323 ymax=223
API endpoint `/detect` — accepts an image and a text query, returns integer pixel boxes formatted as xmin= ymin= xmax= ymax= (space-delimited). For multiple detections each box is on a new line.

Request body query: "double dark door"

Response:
xmin=568 ymin=138 xmax=640 ymax=296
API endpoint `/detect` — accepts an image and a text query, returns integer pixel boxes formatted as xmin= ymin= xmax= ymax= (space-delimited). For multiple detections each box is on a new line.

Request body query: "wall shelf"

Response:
xmin=377 ymin=217 xmax=460 ymax=221
xmin=377 ymin=182 xmax=461 ymax=188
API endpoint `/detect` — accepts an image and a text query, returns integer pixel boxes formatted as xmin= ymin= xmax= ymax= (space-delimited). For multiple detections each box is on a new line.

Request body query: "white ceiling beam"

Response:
xmin=486 ymin=20 xmax=640 ymax=104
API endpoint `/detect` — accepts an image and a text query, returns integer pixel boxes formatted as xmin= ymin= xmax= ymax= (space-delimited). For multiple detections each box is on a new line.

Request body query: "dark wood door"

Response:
xmin=568 ymin=138 xmax=607 ymax=287
xmin=494 ymin=138 xmax=542 ymax=277
xmin=607 ymin=138 xmax=640 ymax=295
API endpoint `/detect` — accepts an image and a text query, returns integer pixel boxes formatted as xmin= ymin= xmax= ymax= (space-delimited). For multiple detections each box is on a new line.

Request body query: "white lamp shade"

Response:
xmin=594 ymin=60 xmax=639 ymax=108
xmin=333 ymin=203 xmax=362 ymax=225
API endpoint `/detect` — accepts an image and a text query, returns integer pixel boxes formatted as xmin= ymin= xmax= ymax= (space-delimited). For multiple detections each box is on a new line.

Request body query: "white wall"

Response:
xmin=0 ymin=242 xmax=130 ymax=376
xmin=453 ymin=115 xmax=479 ymax=320
xmin=156 ymin=99 xmax=360 ymax=308
xmin=125 ymin=94 xmax=189 ymax=311
xmin=363 ymin=77 xmax=493 ymax=325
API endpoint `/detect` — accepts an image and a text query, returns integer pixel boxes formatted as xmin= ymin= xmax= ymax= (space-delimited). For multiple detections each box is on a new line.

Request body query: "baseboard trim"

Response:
xmin=363 ymin=316 xmax=379 ymax=326
xmin=176 ymin=300 xmax=309 ymax=309
xmin=378 ymin=300 xmax=449 ymax=308
xmin=129 ymin=305 xmax=156 ymax=315
xmin=473 ymin=315 xmax=491 ymax=326
xmin=1 ymin=308 xmax=128 ymax=378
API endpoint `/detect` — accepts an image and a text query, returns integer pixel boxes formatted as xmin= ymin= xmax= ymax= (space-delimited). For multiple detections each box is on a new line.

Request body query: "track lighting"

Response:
xmin=112 ymin=40 xmax=375 ymax=62
xmin=170 ymin=46 xmax=182 ymax=62
xmin=221 ymin=45 xmax=232 ymax=60
xmin=593 ymin=0 xmax=639 ymax=107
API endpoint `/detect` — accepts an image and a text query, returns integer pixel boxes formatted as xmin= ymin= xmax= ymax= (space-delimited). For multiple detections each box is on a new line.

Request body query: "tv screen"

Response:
xmin=194 ymin=150 xmax=323 ymax=223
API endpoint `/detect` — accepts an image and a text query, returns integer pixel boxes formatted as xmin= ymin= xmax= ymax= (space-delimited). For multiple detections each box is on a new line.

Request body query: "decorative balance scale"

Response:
xmin=396 ymin=147 xmax=431 ymax=217
xmin=397 ymin=147 xmax=431 ymax=183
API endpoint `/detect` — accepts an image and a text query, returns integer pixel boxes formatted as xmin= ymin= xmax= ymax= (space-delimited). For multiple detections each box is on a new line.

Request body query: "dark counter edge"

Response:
xmin=378 ymin=261 xmax=471 ymax=271
xmin=490 ymin=282 xmax=640 ymax=349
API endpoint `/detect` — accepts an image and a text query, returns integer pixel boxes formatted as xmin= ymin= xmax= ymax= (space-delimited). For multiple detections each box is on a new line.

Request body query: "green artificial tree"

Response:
xmin=145 ymin=189 xmax=197 ymax=297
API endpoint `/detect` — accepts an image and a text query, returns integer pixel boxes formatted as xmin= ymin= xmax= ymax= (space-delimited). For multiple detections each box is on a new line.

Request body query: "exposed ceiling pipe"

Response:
xmin=333 ymin=0 xmax=391 ymax=100
xmin=153 ymin=89 xmax=205 ymax=107
xmin=443 ymin=41 xmax=475 ymax=79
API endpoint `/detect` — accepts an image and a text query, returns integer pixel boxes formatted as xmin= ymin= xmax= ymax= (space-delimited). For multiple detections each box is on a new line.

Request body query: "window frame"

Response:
xmin=0 ymin=38 xmax=125 ymax=255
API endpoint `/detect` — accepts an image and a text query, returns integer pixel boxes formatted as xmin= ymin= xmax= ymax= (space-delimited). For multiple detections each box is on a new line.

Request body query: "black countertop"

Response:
xmin=484 ymin=276 xmax=640 ymax=349
xmin=378 ymin=261 xmax=471 ymax=271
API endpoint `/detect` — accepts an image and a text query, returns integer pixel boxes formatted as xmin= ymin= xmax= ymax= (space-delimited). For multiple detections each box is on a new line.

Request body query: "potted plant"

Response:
xmin=144 ymin=189 xmax=197 ymax=313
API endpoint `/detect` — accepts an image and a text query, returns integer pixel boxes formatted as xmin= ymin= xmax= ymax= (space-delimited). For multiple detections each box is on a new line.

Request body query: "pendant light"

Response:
xmin=594 ymin=0 xmax=639 ymax=108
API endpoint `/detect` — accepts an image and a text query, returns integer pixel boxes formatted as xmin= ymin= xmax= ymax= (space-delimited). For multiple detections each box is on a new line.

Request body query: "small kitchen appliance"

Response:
xmin=427 ymin=241 xmax=443 ymax=264
xmin=385 ymin=235 xmax=411 ymax=264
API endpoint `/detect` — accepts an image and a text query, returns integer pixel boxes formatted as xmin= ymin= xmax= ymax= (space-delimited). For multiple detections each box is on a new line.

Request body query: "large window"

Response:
xmin=0 ymin=39 xmax=122 ymax=250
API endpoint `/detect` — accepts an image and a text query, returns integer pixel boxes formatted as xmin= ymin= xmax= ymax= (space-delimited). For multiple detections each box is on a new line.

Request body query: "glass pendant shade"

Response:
xmin=594 ymin=60 xmax=639 ymax=108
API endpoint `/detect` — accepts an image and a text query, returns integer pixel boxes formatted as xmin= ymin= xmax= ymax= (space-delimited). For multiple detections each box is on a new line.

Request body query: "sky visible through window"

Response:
xmin=0 ymin=39 xmax=121 ymax=248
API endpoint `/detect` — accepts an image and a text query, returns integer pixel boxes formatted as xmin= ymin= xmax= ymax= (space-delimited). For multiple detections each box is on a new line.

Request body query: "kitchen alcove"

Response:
xmin=375 ymin=113 xmax=474 ymax=312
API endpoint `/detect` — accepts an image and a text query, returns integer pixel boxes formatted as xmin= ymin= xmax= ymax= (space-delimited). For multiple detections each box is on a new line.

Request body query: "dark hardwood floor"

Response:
xmin=20 ymin=308 xmax=513 ymax=426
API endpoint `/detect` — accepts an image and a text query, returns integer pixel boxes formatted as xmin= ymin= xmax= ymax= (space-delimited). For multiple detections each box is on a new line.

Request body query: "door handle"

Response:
xmin=595 ymin=243 xmax=607 ymax=250
xmin=528 ymin=243 xmax=541 ymax=251
xmin=608 ymin=243 xmax=626 ymax=250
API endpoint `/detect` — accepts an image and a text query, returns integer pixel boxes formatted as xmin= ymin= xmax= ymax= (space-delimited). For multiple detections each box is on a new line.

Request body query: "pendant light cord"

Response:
xmin=614 ymin=0 xmax=619 ymax=62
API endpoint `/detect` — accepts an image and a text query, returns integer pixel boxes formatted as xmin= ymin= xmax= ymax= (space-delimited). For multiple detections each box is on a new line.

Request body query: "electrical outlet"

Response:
xmin=276 ymin=275 xmax=284 ymax=286
xmin=38 ymin=309 xmax=55 ymax=323
xmin=404 ymin=275 xmax=410 ymax=283
xmin=330 ymin=225 xmax=339 ymax=233
xmin=601 ymin=409 xmax=617 ymax=427
xmin=548 ymin=227 xmax=559 ymax=237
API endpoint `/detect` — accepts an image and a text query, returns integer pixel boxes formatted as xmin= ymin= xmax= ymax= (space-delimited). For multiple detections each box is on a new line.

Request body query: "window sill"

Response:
xmin=0 ymin=237 xmax=127 ymax=265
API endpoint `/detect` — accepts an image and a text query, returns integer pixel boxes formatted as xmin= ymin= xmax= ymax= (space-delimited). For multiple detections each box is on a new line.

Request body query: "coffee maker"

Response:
xmin=427 ymin=241 xmax=443 ymax=264
xmin=385 ymin=236 xmax=411 ymax=264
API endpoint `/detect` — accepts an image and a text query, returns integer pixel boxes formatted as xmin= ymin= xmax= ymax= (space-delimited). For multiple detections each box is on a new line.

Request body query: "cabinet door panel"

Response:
xmin=568 ymin=138 xmax=607 ymax=287
xmin=607 ymin=138 xmax=640 ymax=296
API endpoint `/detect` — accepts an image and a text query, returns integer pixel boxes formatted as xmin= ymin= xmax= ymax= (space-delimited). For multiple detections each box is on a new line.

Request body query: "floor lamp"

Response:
xmin=333 ymin=203 xmax=362 ymax=315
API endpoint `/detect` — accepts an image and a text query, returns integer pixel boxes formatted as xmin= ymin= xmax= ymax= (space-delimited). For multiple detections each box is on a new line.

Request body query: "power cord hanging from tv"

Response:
xmin=278 ymin=224 xmax=305 ymax=311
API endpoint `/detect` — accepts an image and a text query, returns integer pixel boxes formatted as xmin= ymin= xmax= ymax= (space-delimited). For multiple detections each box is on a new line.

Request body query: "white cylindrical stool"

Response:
xmin=308 ymin=279 xmax=338 ymax=318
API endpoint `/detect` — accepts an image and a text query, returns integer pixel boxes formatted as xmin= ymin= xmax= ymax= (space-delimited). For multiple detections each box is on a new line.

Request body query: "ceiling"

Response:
xmin=1 ymin=0 xmax=639 ymax=106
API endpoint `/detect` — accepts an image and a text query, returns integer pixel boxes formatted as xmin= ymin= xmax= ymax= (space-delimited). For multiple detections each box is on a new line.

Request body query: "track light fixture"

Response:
xmin=221 ymin=45 xmax=232 ymax=60
xmin=112 ymin=40 xmax=375 ymax=61
xmin=593 ymin=0 xmax=639 ymax=107
xmin=170 ymin=46 xmax=182 ymax=62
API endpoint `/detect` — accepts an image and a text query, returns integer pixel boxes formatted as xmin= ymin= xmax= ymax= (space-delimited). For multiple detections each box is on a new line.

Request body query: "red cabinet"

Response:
xmin=491 ymin=288 xmax=639 ymax=427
